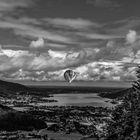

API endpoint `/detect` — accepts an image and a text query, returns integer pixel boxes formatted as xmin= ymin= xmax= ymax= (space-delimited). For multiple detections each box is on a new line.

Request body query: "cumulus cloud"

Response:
xmin=0 ymin=48 xmax=86 ymax=76
xmin=9 ymin=69 xmax=45 ymax=81
xmin=0 ymin=46 xmax=138 ymax=81
xmin=106 ymin=40 xmax=115 ymax=48
xmin=48 ymin=49 xmax=67 ymax=59
xmin=0 ymin=30 xmax=138 ymax=81
xmin=3 ymin=49 xmax=28 ymax=57
xmin=30 ymin=38 xmax=45 ymax=49
xmin=48 ymin=70 xmax=65 ymax=81
xmin=126 ymin=30 xmax=138 ymax=44
xmin=73 ymin=61 xmax=136 ymax=81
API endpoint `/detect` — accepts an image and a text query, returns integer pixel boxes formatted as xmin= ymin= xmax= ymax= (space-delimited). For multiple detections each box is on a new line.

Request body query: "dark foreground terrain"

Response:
xmin=0 ymin=78 xmax=140 ymax=140
xmin=0 ymin=103 xmax=111 ymax=139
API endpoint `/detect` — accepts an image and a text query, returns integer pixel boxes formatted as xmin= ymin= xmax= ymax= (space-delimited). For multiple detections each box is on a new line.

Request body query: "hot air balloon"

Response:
xmin=64 ymin=69 xmax=78 ymax=83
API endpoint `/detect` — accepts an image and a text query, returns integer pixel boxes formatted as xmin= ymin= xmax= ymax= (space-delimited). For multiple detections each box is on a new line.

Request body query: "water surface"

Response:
xmin=38 ymin=93 xmax=112 ymax=107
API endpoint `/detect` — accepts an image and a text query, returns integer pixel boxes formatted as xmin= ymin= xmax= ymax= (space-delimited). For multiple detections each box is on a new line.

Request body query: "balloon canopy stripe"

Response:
xmin=64 ymin=69 xmax=78 ymax=83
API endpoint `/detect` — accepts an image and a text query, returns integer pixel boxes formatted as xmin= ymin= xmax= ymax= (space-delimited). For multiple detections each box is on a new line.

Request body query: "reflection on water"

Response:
xmin=38 ymin=93 xmax=112 ymax=107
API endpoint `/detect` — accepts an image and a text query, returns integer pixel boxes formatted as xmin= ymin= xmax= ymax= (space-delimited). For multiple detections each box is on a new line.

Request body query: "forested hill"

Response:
xmin=0 ymin=79 xmax=29 ymax=97
xmin=0 ymin=79 xmax=28 ymax=91
xmin=99 ymin=87 xmax=133 ymax=99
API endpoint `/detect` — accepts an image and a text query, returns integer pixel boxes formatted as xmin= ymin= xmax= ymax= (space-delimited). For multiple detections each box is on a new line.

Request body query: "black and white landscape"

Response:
xmin=0 ymin=0 xmax=140 ymax=140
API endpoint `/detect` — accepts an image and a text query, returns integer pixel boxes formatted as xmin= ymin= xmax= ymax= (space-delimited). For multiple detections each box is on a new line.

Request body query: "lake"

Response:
xmin=37 ymin=93 xmax=112 ymax=107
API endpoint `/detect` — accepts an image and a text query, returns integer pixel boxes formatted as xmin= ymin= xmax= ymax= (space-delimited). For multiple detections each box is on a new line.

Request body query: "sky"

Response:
xmin=0 ymin=0 xmax=140 ymax=82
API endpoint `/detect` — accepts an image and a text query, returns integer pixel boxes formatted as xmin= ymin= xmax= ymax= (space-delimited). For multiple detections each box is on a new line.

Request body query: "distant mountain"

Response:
xmin=0 ymin=79 xmax=29 ymax=97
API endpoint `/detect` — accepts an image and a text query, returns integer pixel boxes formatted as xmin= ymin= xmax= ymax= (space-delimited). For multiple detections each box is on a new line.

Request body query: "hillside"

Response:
xmin=0 ymin=79 xmax=29 ymax=97
xmin=0 ymin=79 xmax=28 ymax=92
xmin=0 ymin=80 xmax=47 ymax=131
xmin=98 ymin=88 xmax=133 ymax=99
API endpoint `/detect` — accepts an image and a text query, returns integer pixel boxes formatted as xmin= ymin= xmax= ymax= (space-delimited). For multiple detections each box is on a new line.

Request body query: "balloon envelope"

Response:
xmin=64 ymin=70 xmax=78 ymax=83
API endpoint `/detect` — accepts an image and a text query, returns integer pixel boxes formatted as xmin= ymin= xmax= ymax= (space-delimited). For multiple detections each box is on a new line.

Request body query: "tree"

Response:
xmin=105 ymin=65 xmax=140 ymax=140
xmin=132 ymin=65 xmax=140 ymax=93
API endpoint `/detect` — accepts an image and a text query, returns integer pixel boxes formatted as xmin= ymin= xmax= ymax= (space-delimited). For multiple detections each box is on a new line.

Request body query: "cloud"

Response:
xmin=106 ymin=40 xmax=115 ymax=48
xmin=86 ymin=0 xmax=120 ymax=8
xmin=48 ymin=49 xmax=67 ymax=59
xmin=0 ymin=26 xmax=139 ymax=81
xmin=126 ymin=30 xmax=138 ymax=44
xmin=75 ymin=65 xmax=88 ymax=74
xmin=30 ymin=38 xmax=45 ymax=49
xmin=0 ymin=16 xmax=111 ymax=46
xmin=77 ymin=32 xmax=121 ymax=40
xmin=73 ymin=61 xmax=136 ymax=81
xmin=0 ymin=18 xmax=74 ymax=44
xmin=14 ymin=26 xmax=74 ymax=44
xmin=47 ymin=70 xmax=64 ymax=81
xmin=0 ymin=44 xmax=3 ymax=53
xmin=16 ymin=17 xmax=41 ymax=25
xmin=0 ymin=55 xmax=12 ymax=71
xmin=0 ymin=0 xmax=33 ymax=13
xmin=1 ymin=8 xmax=140 ymax=81
xmin=2 ymin=49 xmax=28 ymax=57
xmin=103 ymin=17 xmax=140 ymax=36
xmin=25 ymin=50 xmax=86 ymax=71
xmin=44 ymin=18 xmax=101 ymax=30
xmin=0 ymin=48 xmax=86 ymax=73
xmin=47 ymin=43 xmax=67 ymax=48
xmin=0 ymin=46 xmax=138 ymax=81
xmin=8 ymin=69 xmax=46 ymax=81
xmin=2 ymin=44 xmax=25 ymax=50
xmin=95 ymin=34 xmax=139 ymax=62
